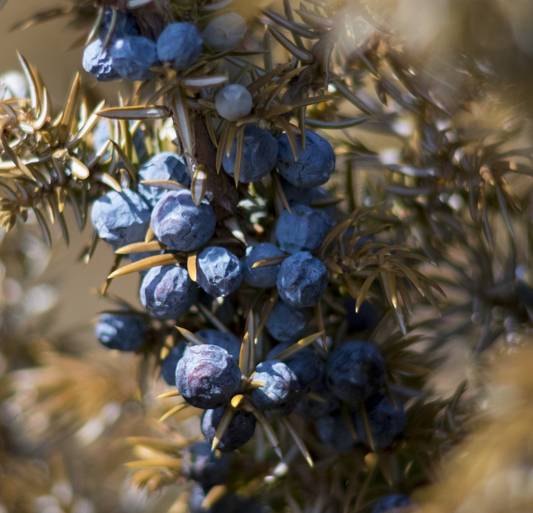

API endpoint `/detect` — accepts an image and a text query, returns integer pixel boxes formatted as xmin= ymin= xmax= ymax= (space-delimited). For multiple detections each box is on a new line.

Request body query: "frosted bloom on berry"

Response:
xmin=201 ymin=407 xmax=256 ymax=452
xmin=83 ymin=39 xmax=120 ymax=82
xmin=91 ymin=189 xmax=151 ymax=249
xmin=157 ymin=22 xmax=203 ymax=70
xmin=151 ymin=190 xmax=216 ymax=252
xmin=176 ymin=345 xmax=241 ymax=409
xmin=95 ymin=313 xmax=147 ymax=352
xmin=277 ymin=130 xmax=335 ymax=188
xmin=196 ymin=247 xmax=242 ymax=298
xmin=140 ymin=265 xmax=198 ymax=320
xmin=111 ymin=37 xmax=160 ymax=81
xmin=193 ymin=329 xmax=241 ymax=362
xmin=215 ymin=84 xmax=253 ymax=121
xmin=203 ymin=13 xmax=246 ymax=53
xmin=242 ymin=243 xmax=285 ymax=289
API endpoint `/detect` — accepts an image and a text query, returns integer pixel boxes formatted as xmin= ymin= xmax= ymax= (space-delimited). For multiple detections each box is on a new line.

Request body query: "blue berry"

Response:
xmin=138 ymin=152 xmax=190 ymax=207
xmin=265 ymin=301 xmax=310 ymax=343
xmin=201 ymin=407 xmax=256 ymax=453
xmin=310 ymin=186 xmax=338 ymax=222
xmin=203 ymin=13 xmax=247 ymax=53
xmin=91 ymin=189 xmax=151 ymax=249
xmin=189 ymin=483 xmax=210 ymax=513
xmin=83 ymin=39 xmax=120 ymax=82
xmin=371 ymin=494 xmax=412 ymax=513
xmin=242 ymin=243 xmax=284 ymax=289
xmin=95 ymin=313 xmax=147 ymax=351
xmin=280 ymin=177 xmax=313 ymax=207
xmin=223 ymin=125 xmax=278 ymax=183
xmin=98 ymin=8 xmax=140 ymax=41
xmin=344 ymin=299 xmax=380 ymax=332
xmin=197 ymin=247 xmax=242 ymax=298
xmin=157 ymin=22 xmax=203 ymax=70
xmin=267 ymin=343 xmax=322 ymax=393
xmin=278 ymin=130 xmax=335 ymax=188
xmin=194 ymin=329 xmax=241 ymax=363
xmin=176 ymin=345 xmax=242 ymax=409
xmin=129 ymin=250 xmax=164 ymax=276
xmin=298 ymin=375 xmax=340 ymax=419
xmin=251 ymin=360 xmax=301 ymax=416
xmin=182 ymin=441 xmax=230 ymax=487
xmin=160 ymin=341 xmax=187 ymax=385
xmin=140 ymin=265 xmax=198 ymax=320
xmin=326 ymin=341 xmax=385 ymax=404
xmin=354 ymin=394 xmax=406 ymax=448
xmin=276 ymin=252 xmax=328 ymax=308
xmin=275 ymin=205 xmax=332 ymax=254
xmin=215 ymin=84 xmax=253 ymax=121
xmin=151 ymin=190 xmax=216 ymax=252
xmin=316 ymin=411 xmax=356 ymax=454
xmin=111 ymin=36 xmax=159 ymax=80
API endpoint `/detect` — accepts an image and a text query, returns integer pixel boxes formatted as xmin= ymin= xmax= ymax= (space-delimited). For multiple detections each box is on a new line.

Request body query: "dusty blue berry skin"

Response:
xmin=160 ymin=341 xmax=187 ymax=385
xmin=95 ymin=313 xmax=147 ymax=351
xmin=189 ymin=483 xmax=210 ymax=513
xmin=275 ymin=205 xmax=332 ymax=254
xmin=111 ymin=37 xmax=159 ymax=80
xmin=276 ymin=252 xmax=328 ymax=308
xmin=215 ymin=84 xmax=253 ymax=121
xmin=201 ymin=407 xmax=256 ymax=453
xmin=223 ymin=125 xmax=278 ymax=183
xmin=280 ymin=177 xmax=313 ymax=207
xmin=266 ymin=301 xmax=310 ymax=343
xmin=83 ymin=39 xmax=120 ymax=82
xmin=310 ymin=186 xmax=337 ymax=222
xmin=197 ymin=247 xmax=242 ymax=298
xmin=267 ymin=343 xmax=322 ymax=393
xmin=203 ymin=13 xmax=246 ymax=53
xmin=151 ymin=190 xmax=216 ymax=251
xmin=251 ymin=360 xmax=301 ymax=416
xmin=371 ymin=494 xmax=412 ymax=513
xmin=278 ymin=130 xmax=335 ymax=188
xmin=138 ymin=152 xmax=191 ymax=207
xmin=298 ymin=375 xmax=340 ymax=419
xmin=316 ymin=411 xmax=356 ymax=454
xmin=157 ymin=22 xmax=203 ymax=70
xmin=91 ymin=189 xmax=151 ymax=249
xmin=98 ymin=8 xmax=140 ymax=41
xmin=140 ymin=265 xmax=198 ymax=319
xmin=182 ymin=441 xmax=230 ymax=487
xmin=354 ymin=394 xmax=406 ymax=448
xmin=176 ymin=345 xmax=241 ymax=409
xmin=242 ymin=243 xmax=284 ymax=289
xmin=327 ymin=341 xmax=385 ymax=404
xmin=194 ymin=329 xmax=241 ymax=362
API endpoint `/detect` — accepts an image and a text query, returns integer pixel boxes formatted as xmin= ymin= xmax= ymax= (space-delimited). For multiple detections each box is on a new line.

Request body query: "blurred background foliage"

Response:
xmin=0 ymin=0 xmax=533 ymax=512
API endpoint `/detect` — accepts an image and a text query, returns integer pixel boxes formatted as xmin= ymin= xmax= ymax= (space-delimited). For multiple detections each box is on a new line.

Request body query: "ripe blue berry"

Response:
xmin=201 ymin=407 xmax=256 ymax=453
xmin=91 ymin=189 xmax=151 ymax=249
xmin=251 ymin=360 xmax=301 ymax=416
xmin=151 ymin=190 xmax=216 ymax=252
xmin=275 ymin=205 xmax=332 ymax=254
xmin=157 ymin=22 xmax=203 ymax=70
xmin=111 ymin=37 xmax=160 ymax=80
xmin=242 ymin=243 xmax=284 ymax=289
xmin=138 ymin=152 xmax=191 ymax=208
xmin=310 ymin=186 xmax=338 ymax=222
xmin=98 ymin=8 xmax=140 ymax=41
xmin=326 ymin=341 xmax=385 ymax=404
xmin=176 ymin=345 xmax=242 ymax=409
xmin=316 ymin=411 xmax=356 ymax=453
xmin=267 ymin=344 xmax=322 ymax=393
xmin=82 ymin=39 xmax=120 ymax=82
xmin=203 ymin=13 xmax=246 ymax=53
xmin=194 ymin=329 xmax=241 ymax=363
xmin=280 ymin=177 xmax=313 ymax=207
xmin=160 ymin=341 xmax=187 ymax=385
xmin=223 ymin=125 xmax=278 ymax=183
xmin=371 ymin=494 xmax=413 ymax=513
xmin=182 ymin=441 xmax=230 ymax=487
xmin=353 ymin=394 xmax=406 ymax=448
xmin=215 ymin=84 xmax=253 ymax=121
xmin=265 ymin=301 xmax=311 ymax=343
xmin=95 ymin=313 xmax=147 ymax=351
xmin=344 ymin=299 xmax=381 ymax=332
xmin=196 ymin=247 xmax=242 ymax=298
xmin=298 ymin=376 xmax=340 ymax=419
xmin=140 ymin=265 xmax=198 ymax=320
xmin=278 ymin=130 xmax=335 ymax=188
xmin=276 ymin=252 xmax=328 ymax=308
